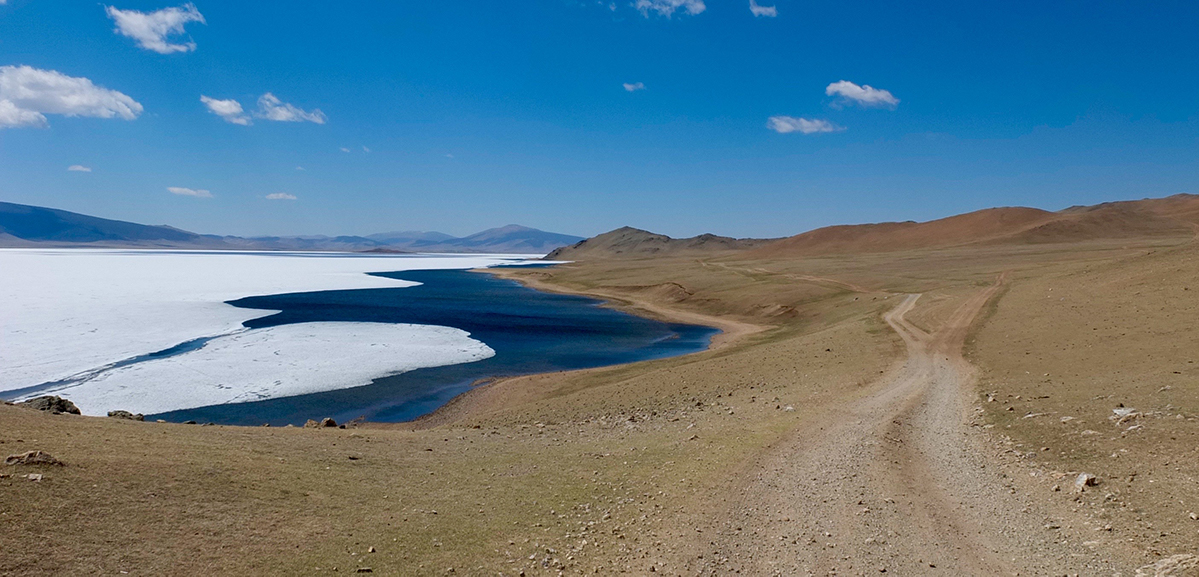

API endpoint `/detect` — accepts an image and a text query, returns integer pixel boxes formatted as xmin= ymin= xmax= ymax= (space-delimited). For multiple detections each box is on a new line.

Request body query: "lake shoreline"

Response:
xmin=382 ymin=265 xmax=767 ymax=431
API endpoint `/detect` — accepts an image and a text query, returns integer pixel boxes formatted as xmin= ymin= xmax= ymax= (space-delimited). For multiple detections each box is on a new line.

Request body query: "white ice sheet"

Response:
xmin=25 ymin=322 xmax=495 ymax=416
xmin=0 ymin=250 xmax=535 ymax=405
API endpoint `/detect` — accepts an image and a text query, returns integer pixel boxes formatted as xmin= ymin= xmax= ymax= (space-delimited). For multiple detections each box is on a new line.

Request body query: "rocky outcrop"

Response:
xmin=1136 ymin=554 xmax=1199 ymax=577
xmin=107 ymin=410 xmax=145 ymax=421
xmin=20 ymin=396 xmax=80 ymax=415
xmin=5 ymin=450 xmax=64 ymax=466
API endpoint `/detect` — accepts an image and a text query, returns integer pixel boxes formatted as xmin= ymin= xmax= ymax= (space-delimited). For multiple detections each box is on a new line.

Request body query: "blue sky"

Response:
xmin=0 ymin=0 xmax=1196 ymax=238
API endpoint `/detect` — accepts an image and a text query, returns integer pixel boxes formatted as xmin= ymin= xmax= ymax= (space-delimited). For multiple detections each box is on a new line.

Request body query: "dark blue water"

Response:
xmin=153 ymin=268 xmax=718 ymax=426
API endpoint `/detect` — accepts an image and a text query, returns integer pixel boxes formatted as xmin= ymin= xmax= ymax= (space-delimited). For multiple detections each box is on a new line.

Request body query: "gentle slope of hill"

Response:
xmin=0 ymin=201 xmax=203 ymax=245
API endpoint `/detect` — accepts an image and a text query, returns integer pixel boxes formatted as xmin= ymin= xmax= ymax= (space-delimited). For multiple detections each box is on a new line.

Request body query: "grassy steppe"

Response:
xmin=3 ymin=234 xmax=1196 ymax=574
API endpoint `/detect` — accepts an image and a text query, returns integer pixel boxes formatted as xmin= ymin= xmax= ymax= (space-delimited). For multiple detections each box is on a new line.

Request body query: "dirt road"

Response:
xmin=691 ymin=281 xmax=1127 ymax=576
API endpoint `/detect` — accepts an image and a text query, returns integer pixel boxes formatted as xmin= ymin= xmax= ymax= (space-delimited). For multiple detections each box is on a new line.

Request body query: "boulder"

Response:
xmin=1073 ymin=472 xmax=1099 ymax=492
xmin=20 ymin=396 xmax=80 ymax=415
xmin=107 ymin=410 xmax=145 ymax=421
xmin=1135 ymin=554 xmax=1199 ymax=577
xmin=5 ymin=450 xmax=64 ymax=466
xmin=306 ymin=417 xmax=338 ymax=428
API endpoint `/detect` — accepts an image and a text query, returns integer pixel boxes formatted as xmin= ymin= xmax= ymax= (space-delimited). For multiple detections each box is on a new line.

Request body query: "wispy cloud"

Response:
xmin=68 ymin=165 xmax=92 ymax=172
xmin=340 ymin=147 xmax=351 ymax=153
xmin=168 ymin=186 xmax=212 ymax=198
xmin=362 ymin=145 xmax=371 ymax=153
xmin=766 ymin=116 xmax=843 ymax=134
xmin=825 ymin=80 xmax=899 ymax=109
xmin=265 ymin=192 xmax=297 ymax=200
xmin=200 ymin=95 xmax=251 ymax=125
xmin=623 ymin=82 xmax=646 ymax=92
xmin=0 ymin=65 xmax=143 ymax=129
xmin=295 ymin=166 xmax=305 ymax=171
xmin=748 ymin=0 xmax=777 ymax=17
xmin=255 ymin=93 xmax=326 ymax=124
xmin=634 ymin=0 xmax=705 ymax=17
xmin=105 ymin=3 xmax=206 ymax=54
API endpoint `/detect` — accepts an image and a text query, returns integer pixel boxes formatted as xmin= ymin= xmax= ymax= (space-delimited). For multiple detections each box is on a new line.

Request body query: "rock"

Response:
xmin=1073 ymin=472 xmax=1099 ymax=492
xmin=19 ymin=396 xmax=80 ymax=415
xmin=5 ymin=451 xmax=64 ymax=466
xmin=107 ymin=410 xmax=144 ymax=421
xmin=322 ymin=418 xmax=338 ymax=428
xmin=304 ymin=418 xmax=336 ymax=428
xmin=182 ymin=420 xmax=197 ymax=425
xmin=304 ymin=419 xmax=320 ymax=428
xmin=355 ymin=569 xmax=373 ymax=574
xmin=25 ymin=473 xmax=43 ymax=482
xmin=1112 ymin=407 xmax=1140 ymax=425
xmin=1135 ymin=554 xmax=1199 ymax=576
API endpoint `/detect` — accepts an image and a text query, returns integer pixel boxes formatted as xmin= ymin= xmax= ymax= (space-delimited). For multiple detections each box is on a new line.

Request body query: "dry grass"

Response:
xmin=971 ymin=239 xmax=1199 ymax=561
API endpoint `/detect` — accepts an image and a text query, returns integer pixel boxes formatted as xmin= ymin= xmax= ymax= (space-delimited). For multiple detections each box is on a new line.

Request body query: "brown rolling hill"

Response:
xmin=752 ymin=206 xmax=1058 ymax=257
xmin=545 ymin=226 xmax=773 ymax=260
xmin=552 ymin=194 xmax=1199 ymax=261
xmin=754 ymin=194 xmax=1199 ymax=258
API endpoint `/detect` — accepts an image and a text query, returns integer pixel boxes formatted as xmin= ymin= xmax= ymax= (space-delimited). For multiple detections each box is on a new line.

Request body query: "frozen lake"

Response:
xmin=1 ymin=249 xmax=717 ymax=424
xmin=0 ymin=250 xmax=534 ymax=414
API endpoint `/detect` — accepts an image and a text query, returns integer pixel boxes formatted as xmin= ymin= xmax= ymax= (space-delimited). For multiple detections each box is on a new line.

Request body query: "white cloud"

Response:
xmin=362 ymin=146 xmax=371 ymax=153
xmin=634 ymin=0 xmax=705 ymax=17
xmin=0 ymin=99 xmax=47 ymax=128
xmin=168 ymin=186 xmax=212 ymax=198
xmin=749 ymin=0 xmax=777 ymax=17
xmin=105 ymin=3 xmax=206 ymax=54
xmin=255 ymin=93 xmax=326 ymax=124
xmin=200 ymin=95 xmax=251 ymax=125
xmin=265 ymin=192 xmax=297 ymax=200
xmin=623 ymin=82 xmax=646 ymax=92
xmin=0 ymin=65 xmax=143 ymax=129
xmin=825 ymin=80 xmax=899 ymax=109
xmin=68 ymin=165 xmax=92 ymax=172
xmin=295 ymin=166 xmax=305 ymax=171
xmin=340 ymin=147 xmax=351 ymax=153
xmin=766 ymin=116 xmax=843 ymax=134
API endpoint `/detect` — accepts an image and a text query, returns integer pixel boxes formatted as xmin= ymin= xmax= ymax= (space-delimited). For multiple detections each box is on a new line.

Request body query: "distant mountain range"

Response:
xmin=0 ymin=201 xmax=583 ymax=254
